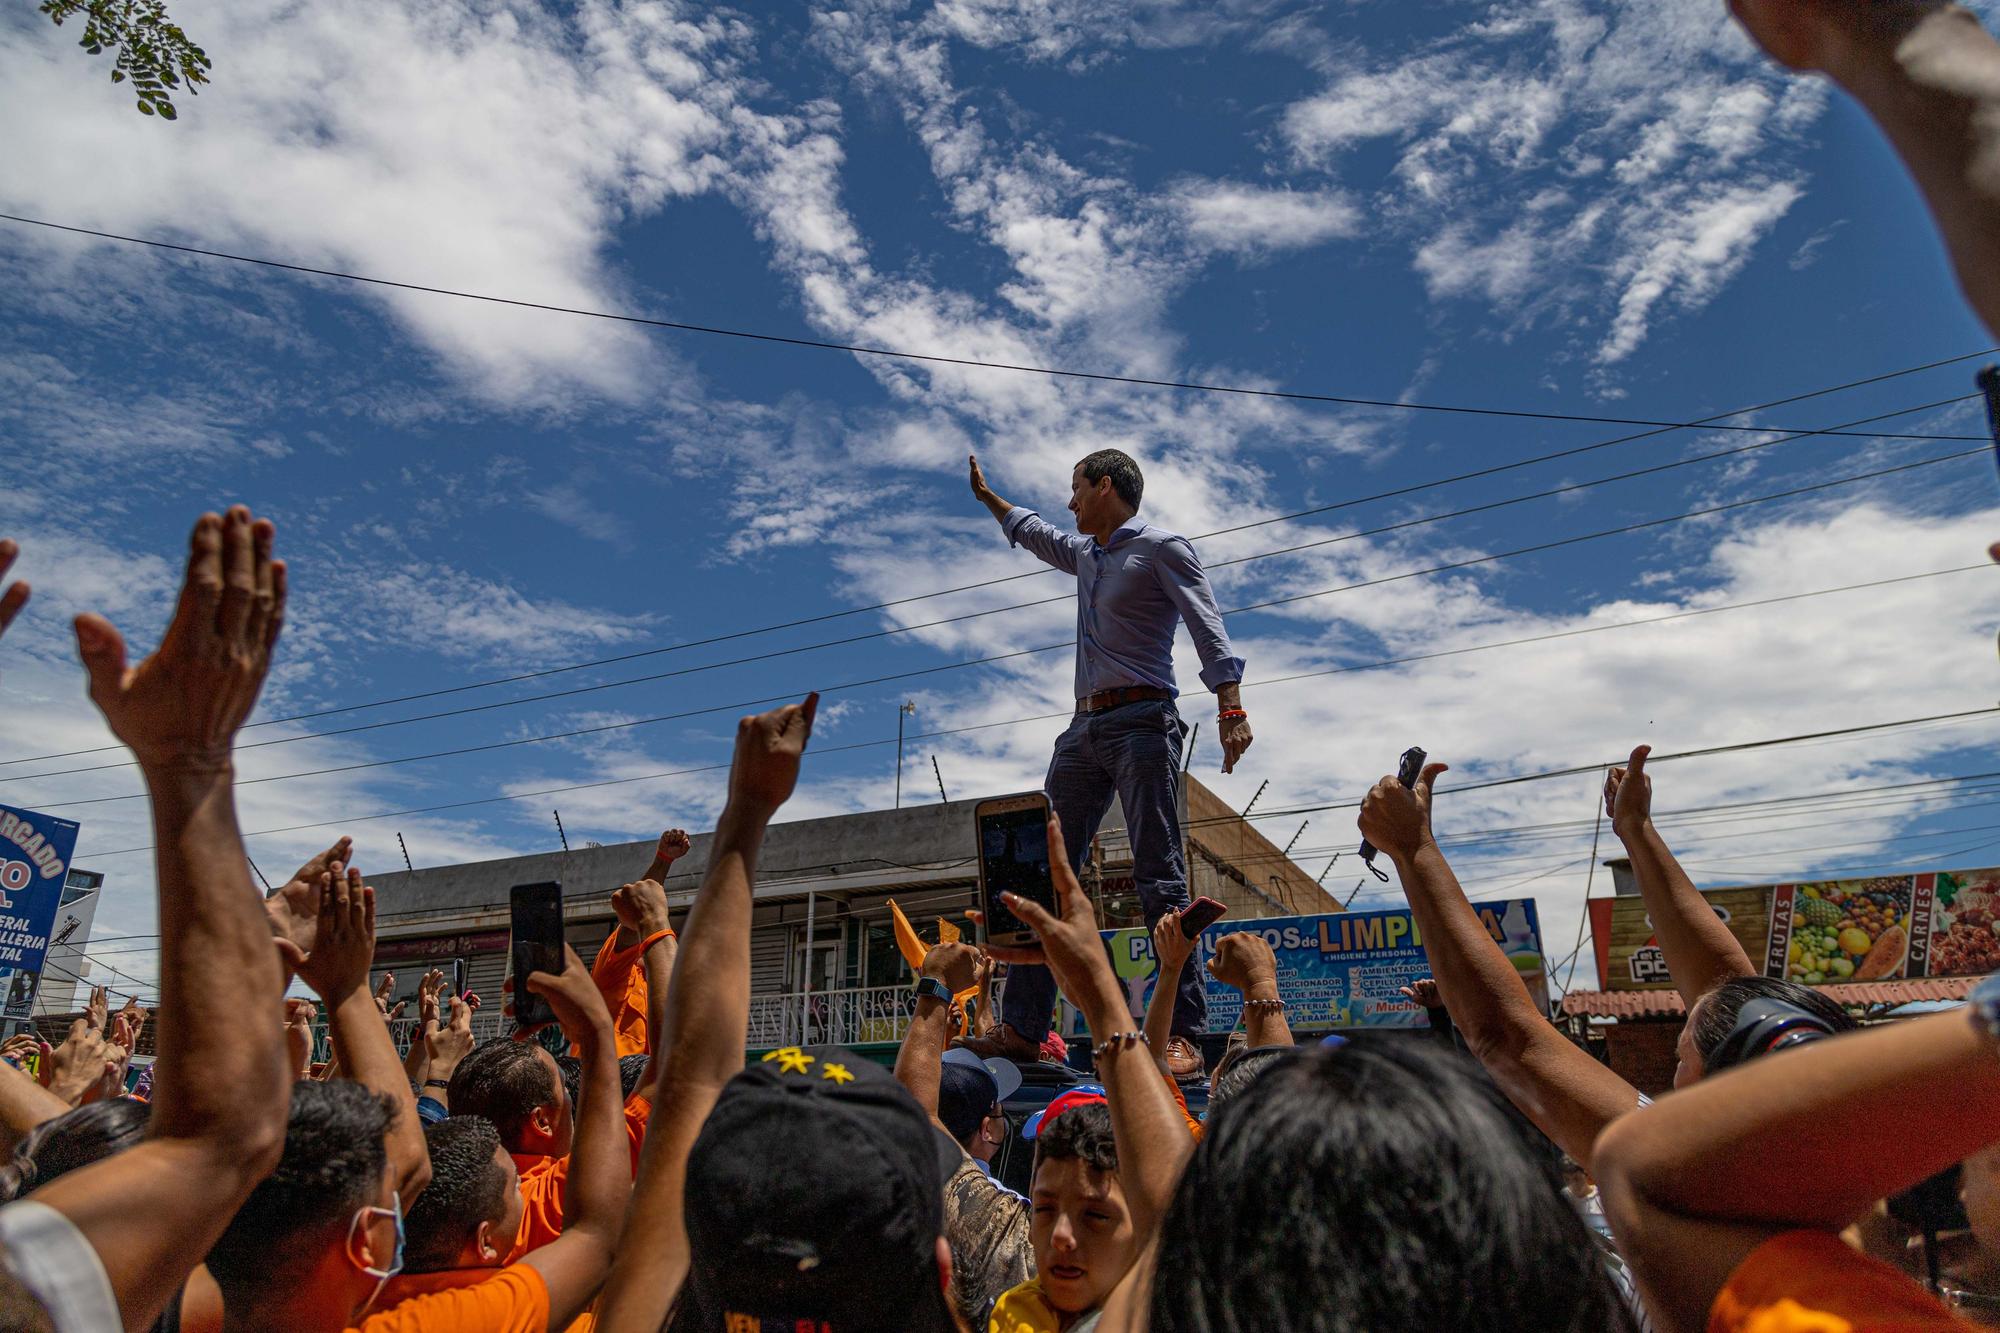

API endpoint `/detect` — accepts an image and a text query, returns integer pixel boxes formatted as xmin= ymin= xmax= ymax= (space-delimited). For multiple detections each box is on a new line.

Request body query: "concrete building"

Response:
xmin=362 ymin=774 xmax=1337 ymax=1055
xmin=34 ymin=868 xmax=105 ymax=1016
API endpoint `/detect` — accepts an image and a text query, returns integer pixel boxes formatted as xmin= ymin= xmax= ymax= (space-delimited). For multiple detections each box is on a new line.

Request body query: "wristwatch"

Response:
xmin=912 ymin=977 xmax=954 ymax=1006
xmin=423 ymin=1078 xmax=450 ymax=1091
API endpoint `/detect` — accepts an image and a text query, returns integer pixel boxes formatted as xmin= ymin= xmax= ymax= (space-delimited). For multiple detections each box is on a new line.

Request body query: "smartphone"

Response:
xmin=444 ymin=958 xmax=466 ymax=1003
xmin=974 ymin=792 xmax=1056 ymax=948
xmin=1358 ymin=746 xmax=1427 ymax=877
xmin=1178 ymin=897 xmax=1228 ymax=939
xmin=509 ymin=881 xmax=564 ymax=1031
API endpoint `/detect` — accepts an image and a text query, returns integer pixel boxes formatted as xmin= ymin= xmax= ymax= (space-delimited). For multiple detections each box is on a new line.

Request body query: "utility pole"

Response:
xmin=894 ymin=701 xmax=917 ymax=808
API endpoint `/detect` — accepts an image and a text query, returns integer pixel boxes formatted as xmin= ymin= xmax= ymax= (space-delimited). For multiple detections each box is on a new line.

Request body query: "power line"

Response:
xmin=16 ymin=447 xmax=1986 ymax=800
xmin=0 ymin=215 xmax=1987 ymax=759
xmin=71 ymin=758 xmax=2000 ymax=962
xmin=10 ymin=391 xmax=1973 ymax=782
xmin=2 ymin=212 xmax=1988 ymax=438
xmin=65 ymin=702 xmax=2000 ymax=871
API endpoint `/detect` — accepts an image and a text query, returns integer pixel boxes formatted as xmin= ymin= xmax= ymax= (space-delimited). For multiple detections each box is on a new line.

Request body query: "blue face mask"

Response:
xmin=349 ymin=1189 xmax=405 ymax=1315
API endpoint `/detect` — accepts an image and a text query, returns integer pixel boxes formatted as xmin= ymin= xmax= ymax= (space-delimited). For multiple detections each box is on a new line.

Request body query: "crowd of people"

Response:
xmin=2 ymin=0 xmax=2000 ymax=1329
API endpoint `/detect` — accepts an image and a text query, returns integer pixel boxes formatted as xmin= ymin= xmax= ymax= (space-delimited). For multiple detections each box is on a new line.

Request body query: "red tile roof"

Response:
xmin=1560 ymin=975 xmax=1980 ymax=1019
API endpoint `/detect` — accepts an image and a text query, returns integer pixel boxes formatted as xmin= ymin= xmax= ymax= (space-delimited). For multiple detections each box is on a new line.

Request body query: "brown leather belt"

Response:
xmin=1076 ymin=685 xmax=1174 ymax=714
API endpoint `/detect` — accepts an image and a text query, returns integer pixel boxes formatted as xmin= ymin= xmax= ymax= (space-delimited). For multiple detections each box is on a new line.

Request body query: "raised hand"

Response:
xmin=1399 ymin=977 xmax=1443 ymax=1009
xmin=0 ymin=539 xmax=28 ymax=643
xmin=0 ymin=1034 xmax=38 ymax=1071
xmin=264 ymin=835 xmax=354 ymax=968
xmin=85 ymin=985 xmax=109 ymax=1037
xmin=726 ymin=693 xmax=818 ymax=818
xmin=1205 ymin=932 xmax=1278 ymax=994
xmin=920 ymin=941 xmax=980 ymax=995
xmin=73 ymin=506 xmax=286 ymax=773
xmin=1152 ymin=911 xmax=1195 ymax=978
xmin=372 ymin=973 xmax=397 ymax=1018
xmin=90 ymin=1015 xmax=135 ymax=1104
xmin=968 ymin=453 xmax=990 ymax=499
xmin=296 ymin=863 xmax=376 ymax=1004
xmin=611 ymin=877 xmax=672 ymax=936
xmin=48 ymin=1017 xmax=119 ymax=1107
xmin=654 ymin=829 xmax=692 ymax=866
xmin=283 ymin=999 xmax=319 ymax=1078
xmin=416 ymin=969 xmax=446 ymax=1031
xmin=524 ymin=945 xmax=615 ymax=1049
xmin=1604 ymin=744 xmax=1652 ymax=834
xmin=1356 ymin=761 xmax=1450 ymax=867
xmin=426 ymin=996 xmax=476 ymax=1080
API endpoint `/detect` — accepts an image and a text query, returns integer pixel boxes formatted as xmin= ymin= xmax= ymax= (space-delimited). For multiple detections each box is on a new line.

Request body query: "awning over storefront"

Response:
xmin=1561 ymin=975 xmax=1980 ymax=1019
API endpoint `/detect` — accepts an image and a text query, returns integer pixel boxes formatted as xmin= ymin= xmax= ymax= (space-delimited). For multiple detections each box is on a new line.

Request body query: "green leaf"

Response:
xmin=157 ymin=101 xmax=176 ymax=120
xmin=137 ymin=99 xmax=154 ymax=114
xmin=110 ymin=69 xmax=124 ymax=81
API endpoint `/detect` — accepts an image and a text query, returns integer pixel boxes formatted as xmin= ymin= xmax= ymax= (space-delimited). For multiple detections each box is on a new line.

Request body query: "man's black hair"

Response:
xmin=1688 ymin=974 xmax=1855 ymax=1068
xmin=554 ymin=1052 xmax=650 ymax=1109
xmin=1151 ymin=1040 xmax=1636 ymax=1333
xmin=1205 ymin=1047 xmax=1293 ymax=1121
xmin=1033 ymin=1101 xmax=1117 ymax=1178
xmin=448 ymin=1038 xmax=562 ymax=1147
xmin=0 ymin=1097 xmax=148 ymax=1202
xmin=936 ymin=1060 xmax=999 ymax=1147
xmin=1078 ymin=449 xmax=1143 ymax=511
xmin=206 ymin=1081 xmax=393 ymax=1298
xmin=404 ymin=1116 xmax=510 ymax=1274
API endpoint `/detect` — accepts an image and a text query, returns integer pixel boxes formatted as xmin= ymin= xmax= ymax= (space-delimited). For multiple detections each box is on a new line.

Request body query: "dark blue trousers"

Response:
xmin=1001 ymin=698 xmax=1205 ymax=1043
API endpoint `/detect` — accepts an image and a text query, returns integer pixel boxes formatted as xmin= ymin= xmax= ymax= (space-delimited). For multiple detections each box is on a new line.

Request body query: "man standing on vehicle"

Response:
xmin=961 ymin=451 xmax=1252 ymax=1077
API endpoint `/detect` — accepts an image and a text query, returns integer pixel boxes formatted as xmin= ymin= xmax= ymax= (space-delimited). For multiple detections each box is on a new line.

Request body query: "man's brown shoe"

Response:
xmin=952 ymin=1022 xmax=1041 ymax=1064
xmin=1165 ymin=1036 xmax=1204 ymax=1081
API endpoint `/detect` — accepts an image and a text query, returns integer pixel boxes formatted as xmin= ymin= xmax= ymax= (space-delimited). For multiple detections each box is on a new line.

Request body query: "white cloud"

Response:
xmin=365 ymin=564 xmax=660 ymax=662
xmin=0 ymin=0 xmax=747 ymax=406
xmin=1172 ymin=181 xmax=1359 ymax=256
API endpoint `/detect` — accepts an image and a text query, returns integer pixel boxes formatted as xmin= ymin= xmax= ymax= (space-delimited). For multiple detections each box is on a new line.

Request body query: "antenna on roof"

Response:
xmin=1241 ymin=779 xmax=1268 ymax=817
xmin=1282 ymin=820 xmax=1309 ymax=856
xmin=931 ymin=755 xmax=949 ymax=803
xmin=553 ymin=810 xmax=570 ymax=853
xmin=1182 ymin=722 xmax=1199 ymax=774
xmin=396 ymin=832 xmax=413 ymax=873
xmin=1317 ymin=853 xmax=1340 ymax=885
xmin=246 ymin=857 xmax=272 ymax=893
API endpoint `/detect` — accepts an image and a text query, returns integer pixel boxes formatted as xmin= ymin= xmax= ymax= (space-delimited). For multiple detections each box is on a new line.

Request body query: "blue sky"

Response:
xmin=4 ymin=0 xmax=2000 ymax=1001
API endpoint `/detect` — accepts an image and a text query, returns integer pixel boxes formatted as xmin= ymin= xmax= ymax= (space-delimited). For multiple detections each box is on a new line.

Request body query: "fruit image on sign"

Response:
xmin=1784 ymin=877 xmax=1913 ymax=985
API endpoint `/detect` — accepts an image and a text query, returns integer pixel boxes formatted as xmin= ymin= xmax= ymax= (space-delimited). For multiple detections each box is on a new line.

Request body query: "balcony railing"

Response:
xmin=747 ymin=984 xmax=921 ymax=1049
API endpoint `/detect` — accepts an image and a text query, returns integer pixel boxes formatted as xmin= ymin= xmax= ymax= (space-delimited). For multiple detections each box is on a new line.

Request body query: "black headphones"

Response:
xmin=1707 ymin=996 xmax=1837 ymax=1072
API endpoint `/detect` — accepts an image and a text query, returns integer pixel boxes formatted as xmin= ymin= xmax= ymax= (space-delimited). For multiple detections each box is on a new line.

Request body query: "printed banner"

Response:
xmin=1592 ymin=866 xmax=2000 ymax=990
xmin=1095 ymin=900 xmax=1550 ymax=1032
xmin=0 ymin=804 xmax=82 ymax=1020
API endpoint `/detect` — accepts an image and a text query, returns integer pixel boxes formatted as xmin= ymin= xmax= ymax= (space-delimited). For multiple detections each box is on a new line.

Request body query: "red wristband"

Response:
xmin=1218 ymin=708 xmax=1247 ymax=720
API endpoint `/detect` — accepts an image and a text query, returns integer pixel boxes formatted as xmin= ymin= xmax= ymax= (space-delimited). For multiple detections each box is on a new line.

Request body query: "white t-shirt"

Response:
xmin=0 ymin=1200 xmax=122 ymax=1332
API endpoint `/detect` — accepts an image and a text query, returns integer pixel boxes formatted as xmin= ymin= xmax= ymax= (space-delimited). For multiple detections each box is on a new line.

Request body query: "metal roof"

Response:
xmin=1560 ymin=975 xmax=1980 ymax=1019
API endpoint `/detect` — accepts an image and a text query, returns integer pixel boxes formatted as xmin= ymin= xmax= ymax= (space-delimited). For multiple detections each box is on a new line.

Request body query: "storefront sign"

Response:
xmin=1590 ymin=866 xmax=2000 ymax=990
xmin=0 ymin=804 xmax=82 ymax=1020
xmin=1094 ymin=900 xmax=1550 ymax=1032
xmin=373 ymin=930 xmax=509 ymax=963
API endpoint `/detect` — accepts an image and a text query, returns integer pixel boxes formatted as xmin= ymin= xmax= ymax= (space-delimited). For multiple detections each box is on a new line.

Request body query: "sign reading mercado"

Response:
xmin=1091 ymin=900 xmax=1551 ymax=1032
xmin=0 ymin=803 xmax=81 ymax=1020
xmin=1589 ymin=865 xmax=2000 ymax=990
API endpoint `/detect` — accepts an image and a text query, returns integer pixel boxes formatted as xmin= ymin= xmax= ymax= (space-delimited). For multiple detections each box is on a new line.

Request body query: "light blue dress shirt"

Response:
xmin=1001 ymin=506 xmax=1246 ymax=700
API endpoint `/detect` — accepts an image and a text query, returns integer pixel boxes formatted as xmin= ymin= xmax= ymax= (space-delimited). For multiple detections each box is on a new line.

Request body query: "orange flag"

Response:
xmin=889 ymin=898 xmax=979 ymax=1035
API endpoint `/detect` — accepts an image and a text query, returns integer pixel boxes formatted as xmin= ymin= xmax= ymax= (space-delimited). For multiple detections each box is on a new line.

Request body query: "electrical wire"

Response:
xmin=18 ymin=448 xmax=1988 ymax=803
xmin=0 ymin=285 xmax=1988 ymax=766
xmin=3 ymin=212 xmax=1987 ymax=437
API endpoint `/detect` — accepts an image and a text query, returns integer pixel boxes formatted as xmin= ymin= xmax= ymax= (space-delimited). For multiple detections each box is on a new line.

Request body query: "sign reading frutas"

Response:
xmin=0 ymin=805 xmax=82 ymax=1019
xmin=1091 ymin=900 xmax=1549 ymax=1031
xmin=1589 ymin=865 xmax=2000 ymax=990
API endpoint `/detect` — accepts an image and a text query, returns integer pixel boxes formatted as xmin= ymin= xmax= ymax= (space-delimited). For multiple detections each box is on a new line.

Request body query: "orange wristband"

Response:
xmin=639 ymin=928 xmax=675 ymax=954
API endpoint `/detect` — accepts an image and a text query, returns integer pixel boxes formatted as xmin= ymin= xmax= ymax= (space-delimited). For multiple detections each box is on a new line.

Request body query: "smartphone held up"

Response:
xmin=974 ymin=791 xmax=1057 ymax=948
xmin=509 ymin=880 xmax=564 ymax=1031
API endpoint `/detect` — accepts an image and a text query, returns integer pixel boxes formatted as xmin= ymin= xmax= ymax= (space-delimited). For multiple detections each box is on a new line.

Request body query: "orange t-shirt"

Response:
xmin=1162 ymin=1072 xmax=1203 ymax=1142
xmin=507 ymin=1089 xmax=653 ymax=1260
xmin=351 ymin=1265 xmax=548 ymax=1333
xmin=584 ymin=931 xmax=655 ymax=1059
xmin=1709 ymin=1230 xmax=1975 ymax=1333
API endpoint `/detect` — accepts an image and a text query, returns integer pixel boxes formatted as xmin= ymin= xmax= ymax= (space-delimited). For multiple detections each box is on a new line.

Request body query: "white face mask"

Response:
xmin=348 ymin=1189 xmax=405 ymax=1316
